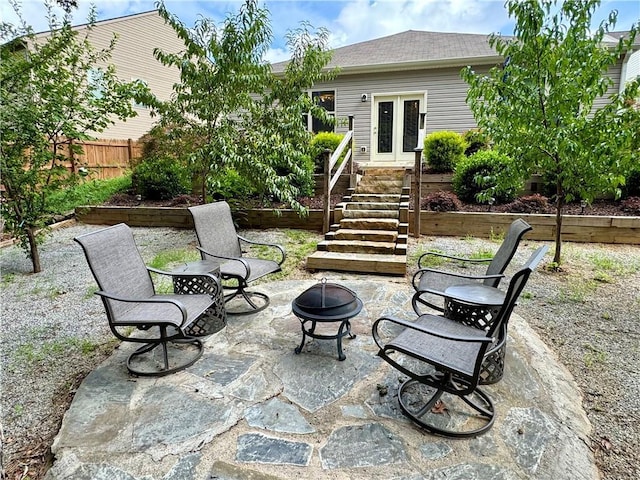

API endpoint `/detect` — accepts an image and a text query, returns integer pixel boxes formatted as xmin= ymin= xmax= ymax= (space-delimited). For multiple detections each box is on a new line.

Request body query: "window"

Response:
xmin=307 ymin=90 xmax=335 ymax=133
xmin=87 ymin=68 xmax=105 ymax=99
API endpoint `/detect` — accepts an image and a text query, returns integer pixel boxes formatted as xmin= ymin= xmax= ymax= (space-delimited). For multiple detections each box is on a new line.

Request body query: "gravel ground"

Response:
xmin=1 ymin=222 xmax=639 ymax=479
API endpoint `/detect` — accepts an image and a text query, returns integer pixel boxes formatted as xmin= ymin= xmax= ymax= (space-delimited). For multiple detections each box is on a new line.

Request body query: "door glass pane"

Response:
xmin=402 ymin=100 xmax=420 ymax=152
xmin=378 ymin=101 xmax=393 ymax=153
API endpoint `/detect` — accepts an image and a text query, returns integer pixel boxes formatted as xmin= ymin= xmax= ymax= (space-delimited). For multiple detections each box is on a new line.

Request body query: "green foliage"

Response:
xmin=423 ymin=131 xmax=466 ymax=173
xmin=623 ymin=165 xmax=640 ymax=198
xmin=310 ymin=132 xmax=345 ymax=173
xmin=462 ymin=129 xmax=490 ymax=156
xmin=150 ymin=1 xmax=333 ymax=214
xmin=0 ymin=0 xmax=147 ymax=273
xmin=132 ymin=157 xmax=189 ymax=200
xmin=452 ymin=150 xmax=518 ymax=204
xmin=46 ymin=175 xmax=132 ymax=214
xmin=209 ymin=168 xmax=257 ymax=202
xmin=461 ymin=0 xmax=640 ymax=264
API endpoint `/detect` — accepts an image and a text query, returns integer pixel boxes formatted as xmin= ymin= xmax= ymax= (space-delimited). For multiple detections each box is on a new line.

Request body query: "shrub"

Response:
xmin=208 ymin=168 xmax=256 ymax=201
xmin=505 ymin=194 xmax=551 ymax=214
xmin=462 ymin=129 xmax=490 ymax=156
xmin=421 ymin=191 xmax=461 ymax=212
xmin=620 ymin=196 xmax=640 ymax=215
xmin=452 ymin=150 xmax=518 ymax=204
xmin=423 ymin=131 xmax=466 ymax=173
xmin=310 ymin=132 xmax=344 ymax=173
xmin=131 ymin=156 xmax=190 ymax=200
xmin=623 ymin=166 xmax=640 ymax=198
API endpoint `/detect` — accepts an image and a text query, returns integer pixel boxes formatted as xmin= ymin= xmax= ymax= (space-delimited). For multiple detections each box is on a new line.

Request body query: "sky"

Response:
xmin=2 ymin=0 xmax=639 ymax=63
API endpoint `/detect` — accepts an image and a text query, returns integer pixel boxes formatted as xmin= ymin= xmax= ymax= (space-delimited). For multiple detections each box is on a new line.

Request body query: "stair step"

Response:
xmin=306 ymin=251 xmax=406 ymax=275
xmin=395 ymin=243 xmax=408 ymax=255
xmin=340 ymin=218 xmax=399 ymax=230
xmin=347 ymin=202 xmax=399 ymax=211
xmin=343 ymin=210 xmax=399 ymax=219
xmin=396 ymin=233 xmax=408 ymax=245
xmin=350 ymin=193 xmax=401 ymax=203
xmin=317 ymin=240 xmax=397 ymax=254
xmin=333 ymin=229 xmax=398 ymax=242
xmin=398 ymin=223 xmax=409 ymax=235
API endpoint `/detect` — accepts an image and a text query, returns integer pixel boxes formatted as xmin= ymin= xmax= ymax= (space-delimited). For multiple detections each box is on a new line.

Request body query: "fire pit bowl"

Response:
xmin=292 ymin=279 xmax=362 ymax=361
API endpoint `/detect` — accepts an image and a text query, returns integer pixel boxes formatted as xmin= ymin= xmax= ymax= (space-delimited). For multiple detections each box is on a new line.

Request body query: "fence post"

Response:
xmin=322 ymin=149 xmax=331 ymax=233
xmin=127 ymin=139 xmax=134 ymax=166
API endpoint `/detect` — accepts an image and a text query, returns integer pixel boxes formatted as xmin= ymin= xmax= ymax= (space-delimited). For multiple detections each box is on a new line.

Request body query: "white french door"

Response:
xmin=372 ymin=94 xmax=424 ymax=163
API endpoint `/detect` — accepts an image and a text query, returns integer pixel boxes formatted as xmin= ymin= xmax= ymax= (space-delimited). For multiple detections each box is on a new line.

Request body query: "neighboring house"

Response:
xmin=274 ymin=30 xmax=638 ymax=167
xmin=30 ymin=10 xmax=184 ymax=140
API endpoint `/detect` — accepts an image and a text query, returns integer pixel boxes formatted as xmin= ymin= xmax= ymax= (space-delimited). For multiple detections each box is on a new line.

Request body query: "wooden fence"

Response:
xmin=62 ymin=138 xmax=142 ymax=179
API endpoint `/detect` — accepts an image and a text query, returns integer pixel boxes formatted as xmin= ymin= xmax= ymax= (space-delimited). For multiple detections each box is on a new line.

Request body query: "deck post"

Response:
xmin=413 ymin=112 xmax=426 ymax=237
xmin=323 ymin=149 xmax=331 ymax=233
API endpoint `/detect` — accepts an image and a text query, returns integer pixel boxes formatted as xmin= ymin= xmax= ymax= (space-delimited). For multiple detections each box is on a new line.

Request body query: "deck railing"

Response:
xmin=322 ymin=115 xmax=355 ymax=232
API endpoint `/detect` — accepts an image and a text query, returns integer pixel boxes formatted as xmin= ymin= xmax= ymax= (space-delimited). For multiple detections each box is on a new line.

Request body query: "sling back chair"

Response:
xmin=75 ymin=223 xmax=222 ymax=377
xmin=373 ymin=245 xmax=548 ymax=437
xmin=412 ymin=218 xmax=532 ymax=315
xmin=189 ymin=201 xmax=286 ymax=315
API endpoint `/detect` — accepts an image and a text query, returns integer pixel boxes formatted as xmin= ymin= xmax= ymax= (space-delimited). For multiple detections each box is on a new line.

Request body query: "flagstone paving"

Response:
xmin=45 ymin=278 xmax=597 ymax=480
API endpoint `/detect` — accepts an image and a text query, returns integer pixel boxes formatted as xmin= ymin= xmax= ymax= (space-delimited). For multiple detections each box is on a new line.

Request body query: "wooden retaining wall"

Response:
xmin=75 ymin=206 xmax=326 ymax=231
xmin=75 ymin=206 xmax=639 ymax=244
xmin=417 ymin=212 xmax=640 ymax=245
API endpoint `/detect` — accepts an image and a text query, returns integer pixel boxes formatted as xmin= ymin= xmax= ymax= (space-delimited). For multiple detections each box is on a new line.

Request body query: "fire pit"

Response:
xmin=292 ymin=279 xmax=363 ymax=361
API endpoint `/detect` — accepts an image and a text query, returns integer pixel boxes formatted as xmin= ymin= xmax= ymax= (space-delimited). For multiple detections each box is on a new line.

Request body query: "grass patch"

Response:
xmin=409 ymin=247 xmax=446 ymax=267
xmin=47 ymin=174 xmax=132 ymax=214
xmin=261 ymin=229 xmax=319 ymax=281
xmin=583 ymin=343 xmax=607 ymax=368
xmin=12 ymin=337 xmax=106 ymax=368
xmin=148 ymin=248 xmax=200 ymax=270
xmin=558 ymin=278 xmax=598 ymax=303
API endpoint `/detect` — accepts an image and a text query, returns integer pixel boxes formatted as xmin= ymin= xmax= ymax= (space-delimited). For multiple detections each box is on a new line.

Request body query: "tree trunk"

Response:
xmin=553 ymin=190 xmax=564 ymax=265
xmin=27 ymin=227 xmax=42 ymax=273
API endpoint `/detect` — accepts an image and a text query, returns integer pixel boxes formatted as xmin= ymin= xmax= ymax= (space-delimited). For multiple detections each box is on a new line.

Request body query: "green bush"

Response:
xmin=623 ymin=166 xmax=640 ymax=198
xmin=423 ymin=131 xmax=466 ymax=173
xmin=462 ymin=129 xmax=490 ymax=156
xmin=310 ymin=132 xmax=344 ymax=173
xmin=209 ymin=168 xmax=258 ymax=201
xmin=453 ymin=150 xmax=518 ymax=204
xmin=131 ymin=156 xmax=190 ymax=200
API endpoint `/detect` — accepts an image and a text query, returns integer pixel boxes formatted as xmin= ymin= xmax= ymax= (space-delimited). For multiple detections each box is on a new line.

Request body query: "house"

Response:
xmin=30 ymin=10 xmax=184 ymax=140
xmin=274 ymin=30 xmax=638 ymax=167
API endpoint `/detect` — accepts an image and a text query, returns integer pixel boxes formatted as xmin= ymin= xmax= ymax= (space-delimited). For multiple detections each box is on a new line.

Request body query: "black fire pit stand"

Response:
xmin=291 ymin=280 xmax=363 ymax=361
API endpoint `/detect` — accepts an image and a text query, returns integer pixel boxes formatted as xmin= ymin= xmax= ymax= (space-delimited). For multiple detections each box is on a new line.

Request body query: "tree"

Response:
xmin=462 ymin=0 xmax=640 ymax=265
xmin=0 ymin=0 xmax=146 ymax=272
xmin=150 ymin=0 xmax=335 ymax=213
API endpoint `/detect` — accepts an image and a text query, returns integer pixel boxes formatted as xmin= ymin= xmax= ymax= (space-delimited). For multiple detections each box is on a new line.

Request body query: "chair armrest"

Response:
xmin=372 ymin=315 xmax=493 ymax=351
xmin=237 ymin=235 xmax=286 ymax=266
xmin=412 ymin=268 xmax=504 ymax=292
xmin=196 ymin=246 xmax=251 ymax=278
xmin=417 ymin=251 xmax=492 ymax=269
xmin=95 ymin=291 xmax=188 ymax=325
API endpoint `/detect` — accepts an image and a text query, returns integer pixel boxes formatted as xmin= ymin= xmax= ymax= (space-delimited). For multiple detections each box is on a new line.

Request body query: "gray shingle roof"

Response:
xmin=272 ymin=30 xmax=501 ymax=74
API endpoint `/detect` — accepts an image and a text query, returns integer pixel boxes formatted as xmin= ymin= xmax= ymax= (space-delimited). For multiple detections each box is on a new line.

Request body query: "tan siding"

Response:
xmin=33 ymin=12 xmax=184 ymax=140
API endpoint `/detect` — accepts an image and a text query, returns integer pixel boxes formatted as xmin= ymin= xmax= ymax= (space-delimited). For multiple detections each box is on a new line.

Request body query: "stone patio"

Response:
xmin=45 ymin=278 xmax=597 ymax=480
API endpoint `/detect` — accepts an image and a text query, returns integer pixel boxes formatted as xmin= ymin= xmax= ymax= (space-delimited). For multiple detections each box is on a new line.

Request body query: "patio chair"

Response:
xmin=188 ymin=201 xmax=286 ymax=315
xmin=372 ymin=245 xmax=548 ymax=437
xmin=75 ymin=223 xmax=222 ymax=377
xmin=411 ymin=218 xmax=532 ymax=315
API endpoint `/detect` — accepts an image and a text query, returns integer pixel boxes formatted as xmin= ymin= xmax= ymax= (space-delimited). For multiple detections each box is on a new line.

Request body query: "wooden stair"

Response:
xmin=307 ymin=168 xmax=408 ymax=275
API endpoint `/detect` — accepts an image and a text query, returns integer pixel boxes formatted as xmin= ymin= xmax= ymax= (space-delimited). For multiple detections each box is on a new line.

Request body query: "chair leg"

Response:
xmin=223 ymin=284 xmax=270 ymax=315
xmin=397 ymin=378 xmax=495 ymax=438
xmin=126 ymin=326 xmax=204 ymax=377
